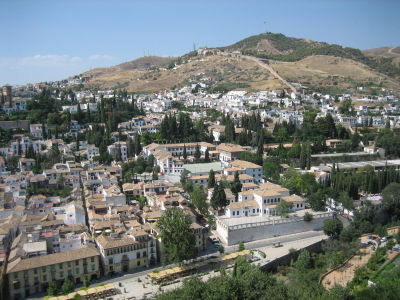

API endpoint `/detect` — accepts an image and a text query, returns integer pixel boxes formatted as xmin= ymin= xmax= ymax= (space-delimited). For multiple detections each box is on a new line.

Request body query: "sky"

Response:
xmin=0 ymin=0 xmax=399 ymax=85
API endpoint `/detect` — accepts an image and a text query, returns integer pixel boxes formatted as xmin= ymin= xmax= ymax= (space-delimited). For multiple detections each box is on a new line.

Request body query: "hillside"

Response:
xmin=83 ymin=56 xmax=175 ymax=80
xmin=363 ymin=47 xmax=400 ymax=67
xmin=82 ymin=54 xmax=284 ymax=92
xmin=272 ymin=55 xmax=400 ymax=92
xmin=222 ymin=33 xmax=400 ymax=80
xmin=80 ymin=33 xmax=400 ymax=93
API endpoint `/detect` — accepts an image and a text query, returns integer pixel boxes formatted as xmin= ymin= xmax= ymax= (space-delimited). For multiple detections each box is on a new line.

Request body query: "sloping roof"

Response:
xmin=7 ymin=246 xmax=99 ymax=274
xmin=96 ymin=235 xmax=137 ymax=249
xmin=230 ymin=160 xmax=262 ymax=169
xmin=226 ymin=200 xmax=258 ymax=210
xmin=282 ymin=195 xmax=305 ymax=203
xmin=254 ymin=189 xmax=285 ymax=197
xmin=216 ymin=143 xmax=245 ymax=153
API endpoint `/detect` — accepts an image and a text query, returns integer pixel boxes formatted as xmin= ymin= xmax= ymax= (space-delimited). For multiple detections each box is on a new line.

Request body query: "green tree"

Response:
xmin=194 ymin=144 xmax=201 ymax=161
xmin=210 ymin=183 xmax=229 ymax=211
xmin=382 ymin=182 xmax=400 ymax=220
xmin=323 ymin=218 xmax=344 ymax=238
xmin=208 ymin=169 xmax=216 ymax=189
xmin=83 ymin=276 xmax=90 ymax=288
xmin=293 ymin=249 xmax=312 ymax=271
xmin=338 ymin=99 xmax=354 ymax=115
xmin=263 ymin=159 xmax=280 ymax=181
xmin=276 ymin=200 xmax=293 ymax=217
xmin=134 ymin=134 xmax=142 ymax=156
xmin=204 ymin=147 xmax=210 ymax=162
xmin=338 ymin=191 xmax=354 ymax=212
xmin=191 ymin=184 xmax=208 ymax=215
xmin=299 ymin=143 xmax=306 ymax=170
xmin=303 ymin=212 xmax=313 ymax=222
xmin=238 ymin=241 xmax=245 ymax=251
xmin=61 ymin=279 xmax=74 ymax=294
xmin=48 ymin=281 xmax=57 ymax=296
xmin=157 ymin=208 xmax=197 ymax=264
xmin=152 ymin=170 xmax=158 ymax=180
xmin=183 ymin=144 xmax=187 ymax=160
xmin=230 ymin=172 xmax=242 ymax=198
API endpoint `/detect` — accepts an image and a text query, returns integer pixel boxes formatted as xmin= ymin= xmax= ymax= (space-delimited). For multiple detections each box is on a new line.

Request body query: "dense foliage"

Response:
xmin=156 ymin=208 xmax=197 ymax=264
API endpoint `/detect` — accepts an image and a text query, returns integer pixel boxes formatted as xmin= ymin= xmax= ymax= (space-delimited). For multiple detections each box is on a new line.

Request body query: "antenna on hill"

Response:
xmin=264 ymin=21 xmax=267 ymax=34
xmin=193 ymin=42 xmax=196 ymax=51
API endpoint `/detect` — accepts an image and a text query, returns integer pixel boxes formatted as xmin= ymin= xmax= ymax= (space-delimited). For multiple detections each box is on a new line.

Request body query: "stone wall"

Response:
xmin=217 ymin=212 xmax=332 ymax=246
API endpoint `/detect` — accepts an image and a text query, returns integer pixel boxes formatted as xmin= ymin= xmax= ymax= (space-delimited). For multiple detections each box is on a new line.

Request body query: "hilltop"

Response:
xmin=79 ymin=33 xmax=400 ymax=93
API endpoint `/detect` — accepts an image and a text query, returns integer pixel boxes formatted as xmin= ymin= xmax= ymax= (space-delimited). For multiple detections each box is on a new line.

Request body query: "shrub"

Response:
xmin=238 ymin=242 xmax=245 ymax=252
xmin=303 ymin=212 xmax=314 ymax=222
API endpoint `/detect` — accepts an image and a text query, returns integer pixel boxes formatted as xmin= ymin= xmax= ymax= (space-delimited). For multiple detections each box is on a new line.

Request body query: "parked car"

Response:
xmin=273 ymin=242 xmax=283 ymax=248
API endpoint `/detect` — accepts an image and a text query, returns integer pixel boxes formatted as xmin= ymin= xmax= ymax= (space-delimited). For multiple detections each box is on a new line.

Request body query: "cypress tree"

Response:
xmin=299 ymin=143 xmax=306 ymax=170
xmin=194 ymin=144 xmax=201 ymax=161
xmin=306 ymin=143 xmax=311 ymax=170
xmin=204 ymin=148 xmax=210 ymax=162
xmin=183 ymin=144 xmax=187 ymax=160
xmin=208 ymin=169 xmax=216 ymax=189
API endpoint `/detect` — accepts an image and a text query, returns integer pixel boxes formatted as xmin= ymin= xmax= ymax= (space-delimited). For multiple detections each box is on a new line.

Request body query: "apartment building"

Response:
xmin=7 ymin=246 xmax=100 ymax=300
xmin=96 ymin=231 xmax=157 ymax=275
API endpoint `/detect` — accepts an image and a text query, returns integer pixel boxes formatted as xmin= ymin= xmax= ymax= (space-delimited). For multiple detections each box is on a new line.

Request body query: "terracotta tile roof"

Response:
xmin=96 ymin=235 xmax=137 ymax=249
xmin=7 ymin=246 xmax=99 ymax=274
xmin=230 ymin=160 xmax=262 ymax=169
xmin=226 ymin=200 xmax=258 ymax=210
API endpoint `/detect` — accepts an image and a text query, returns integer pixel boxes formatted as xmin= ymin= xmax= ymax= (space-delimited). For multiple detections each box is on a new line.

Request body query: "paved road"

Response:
xmin=27 ymin=231 xmax=327 ymax=300
xmin=225 ymin=230 xmax=326 ymax=253
xmin=110 ymin=231 xmax=327 ymax=300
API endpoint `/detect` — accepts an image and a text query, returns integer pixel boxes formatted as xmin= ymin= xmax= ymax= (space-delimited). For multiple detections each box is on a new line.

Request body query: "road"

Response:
xmin=110 ymin=231 xmax=327 ymax=300
xmin=28 ymin=230 xmax=327 ymax=300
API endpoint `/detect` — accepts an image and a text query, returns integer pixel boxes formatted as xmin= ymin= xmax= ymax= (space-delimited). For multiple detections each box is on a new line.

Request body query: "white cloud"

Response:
xmin=89 ymin=54 xmax=114 ymax=60
xmin=21 ymin=54 xmax=83 ymax=66
xmin=0 ymin=54 xmax=82 ymax=68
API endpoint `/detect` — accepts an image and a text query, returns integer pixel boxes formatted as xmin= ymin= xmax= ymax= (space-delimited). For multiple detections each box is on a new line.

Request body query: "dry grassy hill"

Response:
xmin=363 ymin=47 xmax=400 ymax=67
xmin=82 ymin=54 xmax=285 ymax=92
xmin=78 ymin=33 xmax=400 ymax=93
xmin=272 ymin=55 xmax=400 ymax=90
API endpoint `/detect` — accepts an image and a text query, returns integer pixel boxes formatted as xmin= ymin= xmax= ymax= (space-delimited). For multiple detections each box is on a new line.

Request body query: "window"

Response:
xmin=108 ymin=258 xmax=113 ymax=264
xmin=23 ymin=271 xmax=28 ymax=278
xmin=143 ymin=251 xmax=146 ymax=257
xmin=137 ymin=261 xmax=141 ymax=266
xmin=43 ymin=275 xmax=47 ymax=281
xmin=76 ymin=268 xmax=80 ymax=274
xmin=137 ymin=252 xmax=141 ymax=259
xmin=59 ymin=271 xmax=64 ymax=278
xmin=91 ymin=257 xmax=95 ymax=263
xmin=75 ymin=260 xmax=79 ymax=266
xmin=92 ymin=265 xmax=96 ymax=271
xmin=42 ymin=267 xmax=46 ymax=272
